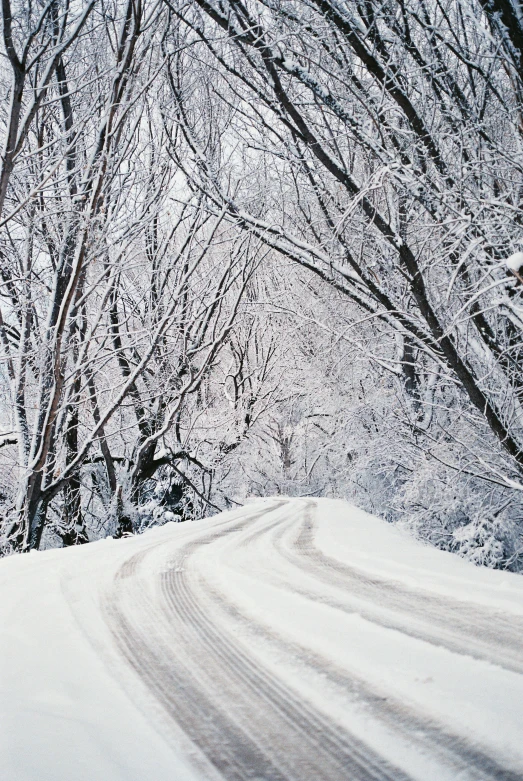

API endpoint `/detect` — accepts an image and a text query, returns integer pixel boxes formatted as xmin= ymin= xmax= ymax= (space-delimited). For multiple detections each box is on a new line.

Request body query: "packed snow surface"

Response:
xmin=1 ymin=498 xmax=523 ymax=781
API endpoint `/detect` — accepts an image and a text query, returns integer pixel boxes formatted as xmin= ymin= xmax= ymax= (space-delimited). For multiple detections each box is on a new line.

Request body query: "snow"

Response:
xmin=505 ymin=251 xmax=523 ymax=272
xmin=1 ymin=498 xmax=522 ymax=780
xmin=282 ymin=58 xmax=297 ymax=71
xmin=154 ymin=447 xmax=171 ymax=461
xmin=0 ymin=536 xmax=201 ymax=781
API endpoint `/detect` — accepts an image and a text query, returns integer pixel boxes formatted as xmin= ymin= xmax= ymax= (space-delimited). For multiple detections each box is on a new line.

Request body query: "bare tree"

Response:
xmin=2 ymin=0 xmax=523 ymax=568
xmin=167 ymin=0 xmax=523 ymax=480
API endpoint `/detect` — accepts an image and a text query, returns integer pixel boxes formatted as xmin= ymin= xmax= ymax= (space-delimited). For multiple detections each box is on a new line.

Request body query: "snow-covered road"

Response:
xmin=2 ymin=498 xmax=523 ymax=780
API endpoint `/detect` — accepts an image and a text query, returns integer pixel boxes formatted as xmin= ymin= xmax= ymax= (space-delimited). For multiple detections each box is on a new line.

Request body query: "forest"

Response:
xmin=1 ymin=0 xmax=523 ymax=571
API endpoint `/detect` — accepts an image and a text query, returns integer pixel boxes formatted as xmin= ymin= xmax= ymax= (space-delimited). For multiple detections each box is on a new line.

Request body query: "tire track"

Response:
xmin=105 ymin=501 xmax=410 ymax=781
xmin=274 ymin=502 xmax=523 ymax=675
xmin=195 ymin=500 xmax=522 ymax=781
xmin=103 ymin=499 xmax=523 ymax=781
xmin=162 ymin=549 xmax=409 ymax=781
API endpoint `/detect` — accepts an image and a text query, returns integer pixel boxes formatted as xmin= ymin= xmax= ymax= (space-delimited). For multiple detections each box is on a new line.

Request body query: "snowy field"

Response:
xmin=1 ymin=497 xmax=523 ymax=781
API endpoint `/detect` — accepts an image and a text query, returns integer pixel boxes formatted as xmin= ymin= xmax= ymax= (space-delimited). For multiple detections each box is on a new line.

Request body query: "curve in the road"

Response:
xmin=102 ymin=499 xmax=523 ymax=781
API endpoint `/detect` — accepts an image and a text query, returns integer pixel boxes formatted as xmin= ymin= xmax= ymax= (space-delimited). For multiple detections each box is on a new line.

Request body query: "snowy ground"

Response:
xmin=1 ymin=498 xmax=523 ymax=781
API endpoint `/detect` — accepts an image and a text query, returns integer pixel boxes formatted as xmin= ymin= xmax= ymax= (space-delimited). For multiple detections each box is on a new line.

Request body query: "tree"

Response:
xmin=0 ymin=0 xmax=256 ymax=550
xmin=3 ymin=0 xmax=523 ymax=569
xmin=168 ymin=0 xmax=523 ymax=477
